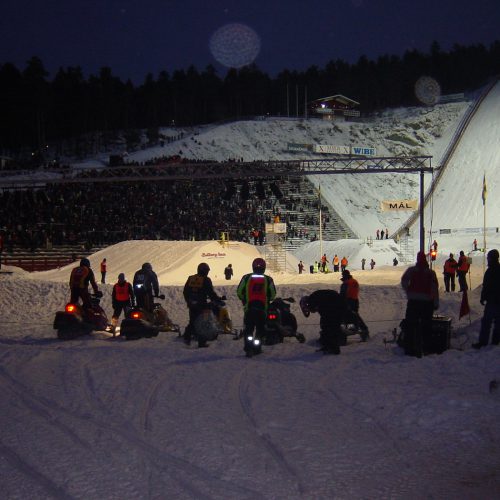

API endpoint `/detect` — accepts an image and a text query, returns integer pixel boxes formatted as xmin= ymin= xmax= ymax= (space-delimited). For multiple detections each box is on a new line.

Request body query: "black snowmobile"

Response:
xmin=262 ymin=297 xmax=305 ymax=345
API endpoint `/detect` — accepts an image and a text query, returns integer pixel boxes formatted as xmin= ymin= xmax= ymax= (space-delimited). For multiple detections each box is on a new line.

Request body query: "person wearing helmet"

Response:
xmin=473 ymin=248 xmax=500 ymax=349
xmin=111 ymin=273 xmax=135 ymax=334
xmin=183 ymin=262 xmax=222 ymax=347
xmin=133 ymin=262 xmax=160 ymax=313
xmin=340 ymin=270 xmax=369 ymax=336
xmin=299 ymin=289 xmax=347 ymax=354
xmin=237 ymin=257 xmax=276 ymax=354
xmin=69 ymin=258 xmax=100 ymax=308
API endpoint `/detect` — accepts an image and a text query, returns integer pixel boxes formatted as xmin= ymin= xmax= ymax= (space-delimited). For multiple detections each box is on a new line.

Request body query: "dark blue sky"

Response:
xmin=1 ymin=0 xmax=499 ymax=83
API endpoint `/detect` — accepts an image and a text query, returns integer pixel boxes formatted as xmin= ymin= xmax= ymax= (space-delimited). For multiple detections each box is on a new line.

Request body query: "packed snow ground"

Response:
xmin=1 ymin=82 xmax=500 ymax=498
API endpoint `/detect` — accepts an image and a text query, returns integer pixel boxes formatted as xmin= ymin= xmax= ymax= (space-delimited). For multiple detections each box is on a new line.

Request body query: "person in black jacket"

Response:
xmin=183 ymin=262 xmax=222 ymax=347
xmin=224 ymin=263 xmax=233 ymax=280
xmin=133 ymin=262 xmax=159 ymax=313
xmin=300 ymin=289 xmax=347 ymax=354
xmin=473 ymin=249 xmax=500 ymax=348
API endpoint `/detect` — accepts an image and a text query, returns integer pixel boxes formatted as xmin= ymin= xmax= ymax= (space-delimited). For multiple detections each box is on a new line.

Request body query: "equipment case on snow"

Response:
xmin=399 ymin=314 xmax=451 ymax=357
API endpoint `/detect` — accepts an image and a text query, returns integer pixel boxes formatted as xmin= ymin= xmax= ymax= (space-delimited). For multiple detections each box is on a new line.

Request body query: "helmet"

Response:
xmin=252 ymin=257 xmax=266 ymax=274
xmin=300 ymin=296 xmax=311 ymax=318
xmin=197 ymin=262 xmax=210 ymax=276
xmin=142 ymin=262 xmax=152 ymax=272
xmin=341 ymin=270 xmax=351 ymax=281
xmin=80 ymin=258 xmax=90 ymax=268
xmin=118 ymin=273 xmax=125 ymax=281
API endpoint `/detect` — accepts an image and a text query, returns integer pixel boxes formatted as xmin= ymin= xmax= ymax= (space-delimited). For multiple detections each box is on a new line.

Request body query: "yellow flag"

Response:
xmin=482 ymin=174 xmax=487 ymax=206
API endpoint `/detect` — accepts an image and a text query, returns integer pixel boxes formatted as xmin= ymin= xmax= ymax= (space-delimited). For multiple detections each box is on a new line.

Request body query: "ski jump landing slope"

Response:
xmin=421 ymin=79 xmax=500 ymax=232
xmin=30 ymin=240 xmax=276 ymax=286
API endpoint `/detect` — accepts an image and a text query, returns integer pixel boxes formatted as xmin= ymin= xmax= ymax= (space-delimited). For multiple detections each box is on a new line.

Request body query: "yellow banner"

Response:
xmin=380 ymin=200 xmax=418 ymax=212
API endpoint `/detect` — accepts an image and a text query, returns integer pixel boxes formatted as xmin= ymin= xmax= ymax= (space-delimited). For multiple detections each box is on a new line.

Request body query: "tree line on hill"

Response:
xmin=1 ymin=41 xmax=499 ymax=155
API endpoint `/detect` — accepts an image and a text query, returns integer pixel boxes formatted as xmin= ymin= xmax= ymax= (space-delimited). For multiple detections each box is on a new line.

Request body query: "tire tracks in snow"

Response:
xmin=231 ymin=365 xmax=308 ymax=497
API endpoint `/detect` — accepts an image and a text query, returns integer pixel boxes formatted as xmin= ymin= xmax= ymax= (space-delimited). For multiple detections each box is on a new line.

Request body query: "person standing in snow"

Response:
xmin=361 ymin=258 xmax=366 ymax=270
xmin=457 ymin=250 xmax=470 ymax=292
xmin=111 ymin=273 xmax=134 ymax=333
xmin=340 ymin=256 xmax=348 ymax=272
xmin=224 ymin=263 xmax=233 ymax=280
xmin=340 ymin=270 xmax=369 ymax=336
xmin=400 ymin=251 xmax=439 ymax=357
xmin=333 ymin=254 xmax=340 ymax=272
xmin=100 ymin=258 xmax=107 ymax=284
xmin=370 ymin=259 xmax=376 ymax=270
xmin=443 ymin=253 xmax=458 ymax=292
xmin=473 ymin=249 xmax=500 ymax=349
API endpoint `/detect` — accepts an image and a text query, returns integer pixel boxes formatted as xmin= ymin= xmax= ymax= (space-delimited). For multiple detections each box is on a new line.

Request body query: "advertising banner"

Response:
xmin=313 ymin=144 xmax=350 ymax=155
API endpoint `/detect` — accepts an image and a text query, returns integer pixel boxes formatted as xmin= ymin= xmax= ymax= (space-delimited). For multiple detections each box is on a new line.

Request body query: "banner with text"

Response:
xmin=380 ymin=200 xmax=418 ymax=212
xmin=313 ymin=144 xmax=351 ymax=155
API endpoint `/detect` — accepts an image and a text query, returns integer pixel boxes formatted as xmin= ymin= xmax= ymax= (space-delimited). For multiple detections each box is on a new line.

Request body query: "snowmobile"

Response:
xmin=120 ymin=294 xmax=180 ymax=340
xmin=262 ymin=297 xmax=305 ymax=345
xmin=54 ymin=292 xmax=113 ymax=340
xmin=186 ymin=296 xmax=236 ymax=347
xmin=243 ymin=297 xmax=305 ymax=357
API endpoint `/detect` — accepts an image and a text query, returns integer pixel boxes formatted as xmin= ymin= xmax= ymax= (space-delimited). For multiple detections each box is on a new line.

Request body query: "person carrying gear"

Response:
xmin=183 ymin=262 xmax=222 ymax=347
xmin=111 ymin=273 xmax=135 ymax=334
xmin=300 ymin=290 xmax=347 ymax=354
xmin=443 ymin=253 xmax=458 ymax=292
xmin=133 ymin=262 xmax=160 ymax=314
xmin=401 ymin=251 xmax=439 ymax=357
xmin=473 ymin=249 xmax=500 ymax=349
xmin=69 ymin=258 xmax=100 ymax=309
xmin=457 ymin=250 xmax=470 ymax=292
xmin=340 ymin=270 xmax=369 ymax=335
xmin=237 ymin=258 xmax=276 ymax=354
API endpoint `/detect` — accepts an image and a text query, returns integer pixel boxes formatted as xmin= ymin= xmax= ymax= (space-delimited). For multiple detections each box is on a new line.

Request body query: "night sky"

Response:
xmin=1 ymin=0 xmax=499 ymax=83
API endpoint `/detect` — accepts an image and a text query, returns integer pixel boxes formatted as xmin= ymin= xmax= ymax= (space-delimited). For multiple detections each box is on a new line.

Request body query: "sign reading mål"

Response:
xmin=380 ymin=200 xmax=418 ymax=212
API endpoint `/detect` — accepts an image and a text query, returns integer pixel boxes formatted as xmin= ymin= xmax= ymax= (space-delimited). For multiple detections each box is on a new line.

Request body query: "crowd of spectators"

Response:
xmin=0 ymin=164 xmax=329 ymax=253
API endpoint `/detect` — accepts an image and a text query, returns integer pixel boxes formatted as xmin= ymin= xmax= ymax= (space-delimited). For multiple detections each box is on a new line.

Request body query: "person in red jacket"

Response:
xmin=111 ymin=273 xmax=135 ymax=333
xmin=401 ymin=251 xmax=439 ymax=357
xmin=456 ymin=250 xmax=470 ymax=292
xmin=69 ymin=258 xmax=100 ymax=308
xmin=100 ymin=258 xmax=107 ymax=284
xmin=443 ymin=253 xmax=458 ymax=292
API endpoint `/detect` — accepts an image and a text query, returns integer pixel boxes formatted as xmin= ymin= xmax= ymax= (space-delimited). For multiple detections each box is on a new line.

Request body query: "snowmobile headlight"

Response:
xmin=65 ymin=304 xmax=76 ymax=313
xmin=253 ymin=339 xmax=261 ymax=346
xmin=131 ymin=311 xmax=142 ymax=319
xmin=247 ymin=336 xmax=254 ymax=342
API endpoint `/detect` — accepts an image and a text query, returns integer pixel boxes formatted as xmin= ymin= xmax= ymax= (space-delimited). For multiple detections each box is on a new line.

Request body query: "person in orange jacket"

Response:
xmin=340 ymin=270 xmax=369 ymax=334
xmin=111 ymin=273 xmax=135 ymax=333
xmin=443 ymin=253 xmax=458 ymax=292
xmin=333 ymin=254 xmax=340 ymax=272
xmin=69 ymin=258 xmax=100 ymax=308
xmin=340 ymin=256 xmax=348 ymax=272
